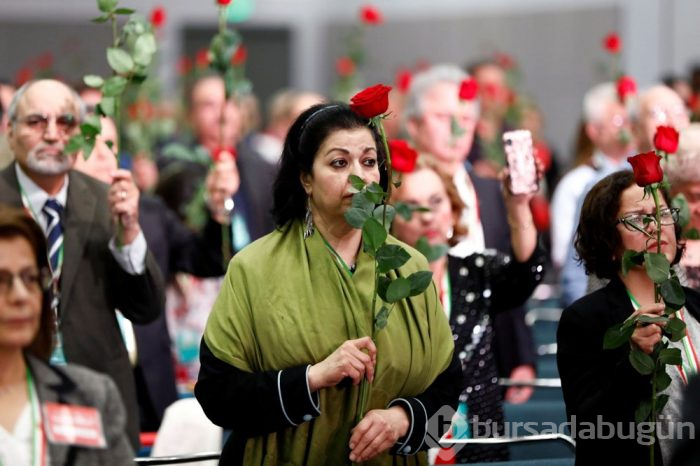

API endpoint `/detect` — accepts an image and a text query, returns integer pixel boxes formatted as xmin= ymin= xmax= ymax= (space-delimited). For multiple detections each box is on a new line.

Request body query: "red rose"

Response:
xmin=35 ymin=52 xmax=54 ymax=70
xmin=459 ymin=78 xmax=479 ymax=101
xmin=628 ymin=151 xmax=664 ymax=187
xmin=177 ymin=56 xmax=193 ymax=75
xmin=14 ymin=67 xmax=33 ymax=86
xmin=196 ymin=48 xmax=210 ymax=68
xmin=360 ymin=5 xmax=383 ymax=25
xmin=529 ymin=194 xmax=550 ymax=233
xmin=212 ymin=147 xmax=237 ymax=162
xmin=603 ymin=32 xmax=621 ymax=54
xmin=388 ymin=140 xmax=419 ymax=174
xmin=653 ymin=125 xmax=679 ymax=154
xmin=217 ymin=0 xmax=232 ymax=5
xmin=231 ymin=45 xmax=247 ymax=65
xmin=349 ymin=84 xmax=392 ymax=119
xmin=336 ymin=56 xmax=356 ymax=77
xmin=616 ymin=75 xmax=637 ymax=102
xmin=395 ymin=69 xmax=412 ymax=93
xmin=150 ymin=6 xmax=166 ymax=28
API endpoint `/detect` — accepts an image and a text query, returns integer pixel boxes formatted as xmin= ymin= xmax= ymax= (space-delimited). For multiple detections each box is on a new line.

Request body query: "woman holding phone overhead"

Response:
xmin=390 ymin=151 xmax=546 ymax=463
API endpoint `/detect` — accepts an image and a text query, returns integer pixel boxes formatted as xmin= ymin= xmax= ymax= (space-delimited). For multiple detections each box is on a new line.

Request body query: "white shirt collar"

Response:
xmin=15 ymin=164 xmax=69 ymax=222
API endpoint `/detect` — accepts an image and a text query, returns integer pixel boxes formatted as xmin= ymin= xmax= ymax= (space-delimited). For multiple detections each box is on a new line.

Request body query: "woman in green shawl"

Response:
xmin=195 ymin=103 xmax=463 ymax=465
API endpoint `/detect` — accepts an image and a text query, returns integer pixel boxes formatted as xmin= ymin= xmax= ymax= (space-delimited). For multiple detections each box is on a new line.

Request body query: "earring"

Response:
xmin=304 ymin=199 xmax=314 ymax=239
xmin=447 ymin=226 xmax=454 ymax=240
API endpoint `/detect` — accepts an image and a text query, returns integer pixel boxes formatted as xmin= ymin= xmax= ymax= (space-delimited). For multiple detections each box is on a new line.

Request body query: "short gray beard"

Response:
xmin=24 ymin=145 xmax=73 ymax=176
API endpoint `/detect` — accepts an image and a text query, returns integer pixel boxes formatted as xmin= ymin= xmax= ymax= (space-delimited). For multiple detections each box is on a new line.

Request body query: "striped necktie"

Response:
xmin=42 ymin=199 xmax=64 ymax=273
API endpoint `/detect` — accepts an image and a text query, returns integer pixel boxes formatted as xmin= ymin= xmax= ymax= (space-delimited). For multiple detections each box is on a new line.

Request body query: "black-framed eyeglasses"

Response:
xmin=0 ymin=268 xmax=52 ymax=296
xmin=14 ymin=113 xmax=78 ymax=135
xmin=616 ymin=207 xmax=680 ymax=232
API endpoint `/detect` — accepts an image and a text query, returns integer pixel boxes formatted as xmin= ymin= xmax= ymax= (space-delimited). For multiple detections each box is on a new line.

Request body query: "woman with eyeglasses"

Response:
xmin=557 ymin=170 xmax=700 ymax=465
xmin=0 ymin=206 xmax=133 ymax=465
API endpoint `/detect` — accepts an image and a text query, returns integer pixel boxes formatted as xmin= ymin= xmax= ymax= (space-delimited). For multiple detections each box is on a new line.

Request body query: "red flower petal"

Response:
xmin=150 ymin=6 xmax=166 ymax=28
xmin=231 ymin=45 xmax=247 ymax=66
xmin=349 ymin=84 xmax=392 ymax=119
xmin=459 ymin=78 xmax=479 ymax=101
xmin=616 ymin=75 xmax=637 ymax=103
xmin=395 ymin=69 xmax=412 ymax=93
xmin=628 ymin=151 xmax=664 ymax=186
xmin=653 ymin=125 xmax=680 ymax=154
xmin=360 ymin=4 xmax=383 ymax=25
xmin=336 ymin=56 xmax=356 ymax=77
xmin=388 ymin=139 xmax=419 ymax=174
xmin=603 ymin=32 xmax=621 ymax=54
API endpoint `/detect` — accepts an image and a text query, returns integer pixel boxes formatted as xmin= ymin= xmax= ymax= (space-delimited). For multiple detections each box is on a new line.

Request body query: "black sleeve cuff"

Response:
xmin=387 ymin=397 xmax=429 ymax=455
xmin=277 ymin=365 xmax=321 ymax=426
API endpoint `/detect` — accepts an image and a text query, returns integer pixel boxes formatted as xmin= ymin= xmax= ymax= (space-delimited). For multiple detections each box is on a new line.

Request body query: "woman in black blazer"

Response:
xmin=557 ymin=170 xmax=700 ymax=466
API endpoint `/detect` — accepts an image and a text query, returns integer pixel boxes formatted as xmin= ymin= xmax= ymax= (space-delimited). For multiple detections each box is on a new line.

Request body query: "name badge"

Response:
xmin=43 ymin=402 xmax=107 ymax=448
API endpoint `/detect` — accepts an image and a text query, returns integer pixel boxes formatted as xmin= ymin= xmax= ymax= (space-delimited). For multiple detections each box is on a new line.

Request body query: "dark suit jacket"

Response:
xmin=556 ymin=277 xmax=700 ymax=465
xmin=0 ymin=163 xmax=165 ymax=449
xmin=27 ymin=355 xmax=134 ymax=465
xmin=234 ymin=142 xmax=276 ymax=241
xmin=471 ymin=173 xmax=537 ymax=375
xmin=135 ymin=193 xmax=225 ymax=429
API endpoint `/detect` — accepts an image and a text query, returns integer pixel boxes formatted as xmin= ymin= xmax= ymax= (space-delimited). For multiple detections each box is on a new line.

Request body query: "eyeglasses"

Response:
xmin=14 ymin=113 xmax=78 ymax=135
xmin=0 ymin=268 xmax=51 ymax=296
xmin=616 ymin=207 xmax=679 ymax=232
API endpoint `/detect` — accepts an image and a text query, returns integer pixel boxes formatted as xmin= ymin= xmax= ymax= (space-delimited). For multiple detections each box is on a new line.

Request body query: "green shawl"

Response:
xmin=204 ymin=220 xmax=454 ymax=465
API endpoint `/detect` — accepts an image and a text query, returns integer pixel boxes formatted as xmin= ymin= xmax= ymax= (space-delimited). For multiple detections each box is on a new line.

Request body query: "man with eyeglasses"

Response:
xmin=0 ymin=79 xmax=165 ymax=450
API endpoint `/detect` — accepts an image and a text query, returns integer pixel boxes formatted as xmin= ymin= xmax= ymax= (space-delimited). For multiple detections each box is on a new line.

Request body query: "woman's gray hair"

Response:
xmin=582 ymin=82 xmax=619 ymax=123
xmin=7 ymin=80 xmax=86 ymax=127
xmin=402 ymin=64 xmax=479 ymax=129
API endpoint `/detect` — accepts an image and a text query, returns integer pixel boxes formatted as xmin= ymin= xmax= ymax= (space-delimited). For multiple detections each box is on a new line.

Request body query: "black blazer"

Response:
xmin=557 ymin=277 xmax=700 ymax=465
xmin=0 ymin=163 xmax=165 ymax=448
xmin=134 ymin=193 xmax=226 ymax=429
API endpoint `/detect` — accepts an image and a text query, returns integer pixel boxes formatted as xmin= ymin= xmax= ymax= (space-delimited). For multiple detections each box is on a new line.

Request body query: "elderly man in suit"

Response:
xmin=0 ymin=79 xmax=164 ymax=449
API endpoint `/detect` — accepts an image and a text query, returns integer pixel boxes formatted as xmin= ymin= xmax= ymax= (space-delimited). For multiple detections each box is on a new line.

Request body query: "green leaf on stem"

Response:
xmin=344 ymin=207 xmax=370 ymax=229
xmin=376 ymin=244 xmax=410 ymax=273
xmin=685 ymin=228 xmax=700 ymax=240
xmin=665 ymin=317 xmax=687 ymax=342
xmin=374 ymin=305 xmax=390 ymax=331
xmin=654 ymin=370 xmax=672 ymax=392
xmin=621 ymin=250 xmax=644 ymax=276
xmin=98 ymin=97 xmax=116 ymax=117
xmin=672 ymin=193 xmax=691 ymax=229
xmin=659 ymin=278 xmax=685 ymax=310
xmin=635 ymin=399 xmax=652 ymax=424
xmin=408 ymin=271 xmax=433 ymax=296
xmin=377 ymin=276 xmax=391 ymax=302
xmin=603 ymin=323 xmax=635 ymax=349
xmin=414 ymin=237 xmax=449 ymax=263
xmin=629 ymin=347 xmax=655 ymax=375
xmin=362 ymin=217 xmax=387 ymax=255
xmin=97 ymin=0 xmax=117 ymax=13
xmin=372 ymin=205 xmax=396 ymax=229
xmin=102 ymin=76 xmax=128 ymax=97
xmin=352 ymin=192 xmax=375 ymax=212
xmin=81 ymin=139 xmax=96 ymax=160
xmin=394 ymin=201 xmax=413 ymax=221
xmin=114 ymin=7 xmax=135 ymax=15
xmin=106 ymin=47 xmax=135 ymax=74
xmin=133 ymin=33 xmax=157 ymax=67
xmin=350 ymin=175 xmax=369 ymax=196
xmin=644 ymin=252 xmax=670 ymax=283
xmin=364 ymin=182 xmax=385 ymax=204
xmin=65 ymin=135 xmax=84 ymax=154
xmin=658 ymin=347 xmax=682 ymax=366
xmin=92 ymin=14 xmax=111 ymax=23
xmin=386 ymin=277 xmax=411 ymax=303
xmin=83 ymin=75 xmax=104 ymax=88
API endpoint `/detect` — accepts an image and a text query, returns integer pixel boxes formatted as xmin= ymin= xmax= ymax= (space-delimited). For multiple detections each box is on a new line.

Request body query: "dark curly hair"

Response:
xmin=0 ymin=205 xmax=54 ymax=360
xmin=575 ymin=170 xmax=684 ymax=279
xmin=271 ymin=103 xmax=388 ymax=228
